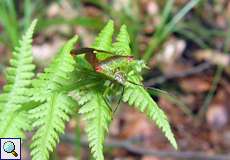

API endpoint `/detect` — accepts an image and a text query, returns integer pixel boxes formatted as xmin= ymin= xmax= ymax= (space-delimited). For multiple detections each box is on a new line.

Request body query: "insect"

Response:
xmin=70 ymin=47 xmax=134 ymax=72
xmin=70 ymin=47 xmax=174 ymax=113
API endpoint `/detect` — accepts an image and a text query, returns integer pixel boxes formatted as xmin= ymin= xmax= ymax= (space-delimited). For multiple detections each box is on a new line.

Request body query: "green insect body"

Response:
xmin=96 ymin=57 xmax=139 ymax=85
xmin=70 ymin=47 xmax=147 ymax=86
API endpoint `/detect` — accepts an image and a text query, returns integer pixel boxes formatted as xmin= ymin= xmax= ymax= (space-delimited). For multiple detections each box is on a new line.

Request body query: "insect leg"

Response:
xmin=113 ymin=86 xmax=125 ymax=114
xmin=103 ymin=96 xmax=113 ymax=113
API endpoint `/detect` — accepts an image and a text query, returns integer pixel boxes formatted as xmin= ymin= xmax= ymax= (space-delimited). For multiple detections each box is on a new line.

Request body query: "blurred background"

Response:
xmin=0 ymin=0 xmax=230 ymax=159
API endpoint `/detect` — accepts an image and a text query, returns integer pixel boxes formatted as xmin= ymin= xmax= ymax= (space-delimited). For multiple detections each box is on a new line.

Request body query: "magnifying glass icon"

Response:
xmin=3 ymin=141 xmax=18 ymax=157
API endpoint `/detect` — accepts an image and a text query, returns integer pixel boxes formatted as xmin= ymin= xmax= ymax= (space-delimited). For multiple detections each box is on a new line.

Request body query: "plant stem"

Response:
xmin=197 ymin=66 xmax=224 ymax=119
xmin=143 ymin=0 xmax=174 ymax=62
xmin=143 ymin=0 xmax=201 ymax=63
xmin=197 ymin=21 xmax=230 ymax=119
xmin=24 ymin=0 xmax=32 ymax=30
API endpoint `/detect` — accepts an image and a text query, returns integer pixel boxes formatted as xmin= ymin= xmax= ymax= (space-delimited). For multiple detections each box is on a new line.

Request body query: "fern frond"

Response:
xmin=123 ymin=77 xmax=178 ymax=149
xmin=113 ymin=25 xmax=131 ymax=55
xmin=79 ymin=89 xmax=112 ymax=160
xmin=30 ymin=93 xmax=76 ymax=160
xmin=29 ymin=36 xmax=79 ymax=160
xmin=0 ymin=19 xmax=37 ymax=138
xmin=30 ymin=36 xmax=78 ymax=102
xmin=92 ymin=20 xmax=114 ymax=60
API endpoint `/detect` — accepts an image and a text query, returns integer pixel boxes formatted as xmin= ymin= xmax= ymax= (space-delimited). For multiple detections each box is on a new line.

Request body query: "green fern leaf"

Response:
xmin=30 ymin=36 xmax=79 ymax=160
xmin=0 ymin=19 xmax=37 ymax=138
xmin=112 ymin=23 xmax=177 ymax=149
xmin=30 ymin=93 xmax=76 ymax=160
xmin=30 ymin=36 xmax=78 ymax=102
xmin=123 ymin=77 xmax=178 ymax=149
xmin=79 ymin=89 xmax=112 ymax=160
xmin=113 ymin=25 xmax=131 ymax=55
xmin=92 ymin=20 xmax=114 ymax=60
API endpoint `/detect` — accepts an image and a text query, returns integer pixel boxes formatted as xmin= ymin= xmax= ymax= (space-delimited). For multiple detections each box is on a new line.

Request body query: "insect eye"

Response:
xmin=128 ymin=56 xmax=134 ymax=62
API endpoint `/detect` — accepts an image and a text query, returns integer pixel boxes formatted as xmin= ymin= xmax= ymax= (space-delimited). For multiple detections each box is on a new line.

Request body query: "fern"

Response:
xmin=78 ymin=89 xmax=112 ymax=160
xmin=113 ymin=25 xmax=131 ymax=55
xmin=30 ymin=93 xmax=76 ymax=160
xmin=92 ymin=20 xmax=114 ymax=60
xmin=30 ymin=36 xmax=78 ymax=102
xmin=0 ymin=19 xmax=37 ymax=138
xmin=123 ymin=77 xmax=178 ymax=149
xmin=113 ymin=25 xmax=177 ymax=149
xmin=29 ymin=36 xmax=79 ymax=160
xmin=0 ymin=19 xmax=177 ymax=160
xmin=78 ymin=21 xmax=115 ymax=160
xmin=78 ymin=21 xmax=177 ymax=160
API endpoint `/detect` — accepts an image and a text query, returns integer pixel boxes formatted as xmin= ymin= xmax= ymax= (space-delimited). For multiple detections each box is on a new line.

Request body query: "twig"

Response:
xmin=144 ymin=62 xmax=211 ymax=86
xmin=147 ymin=87 xmax=193 ymax=116
xmin=144 ymin=62 xmax=211 ymax=117
xmin=61 ymin=134 xmax=230 ymax=160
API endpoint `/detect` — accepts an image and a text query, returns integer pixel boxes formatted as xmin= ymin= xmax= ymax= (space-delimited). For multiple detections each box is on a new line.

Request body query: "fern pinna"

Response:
xmin=29 ymin=36 xmax=78 ymax=160
xmin=0 ymin=20 xmax=177 ymax=160
xmin=0 ymin=20 xmax=37 ymax=138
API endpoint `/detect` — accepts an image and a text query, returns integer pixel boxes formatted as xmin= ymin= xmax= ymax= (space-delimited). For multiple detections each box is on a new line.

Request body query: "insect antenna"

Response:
xmin=70 ymin=47 xmax=114 ymax=56
xmin=127 ymin=79 xmax=169 ymax=95
xmin=126 ymin=79 xmax=192 ymax=115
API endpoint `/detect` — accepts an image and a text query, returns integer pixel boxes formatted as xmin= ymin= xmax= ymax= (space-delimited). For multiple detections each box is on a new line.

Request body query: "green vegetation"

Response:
xmin=0 ymin=20 xmax=177 ymax=160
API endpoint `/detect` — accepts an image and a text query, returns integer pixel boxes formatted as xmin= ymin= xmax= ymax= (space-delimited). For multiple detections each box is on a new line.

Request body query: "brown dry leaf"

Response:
xmin=119 ymin=107 xmax=155 ymax=139
xmin=194 ymin=49 xmax=230 ymax=66
xmin=158 ymin=97 xmax=187 ymax=124
xmin=112 ymin=148 xmax=129 ymax=159
xmin=57 ymin=143 xmax=74 ymax=158
xmin=179 ymin=77 xmax=211 ymax=93
xmin=156 ymin=37 xmax=186 ymax=65
xmin=159 ymin=62 xmax=191 ymax=78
